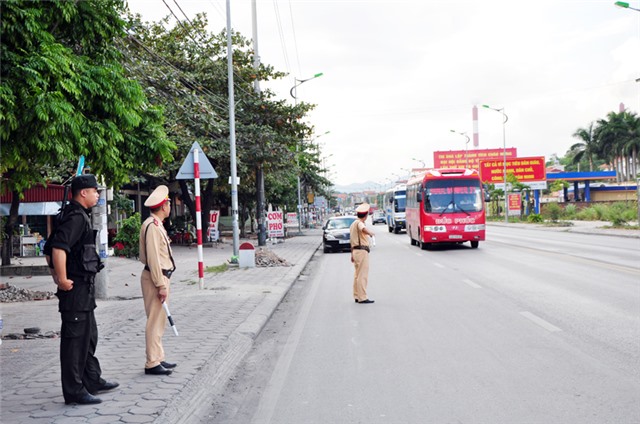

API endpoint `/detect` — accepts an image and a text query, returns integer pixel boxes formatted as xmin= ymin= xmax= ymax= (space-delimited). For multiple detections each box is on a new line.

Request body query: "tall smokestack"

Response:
xmin=472 ymin=105 xmax=479 ymax=147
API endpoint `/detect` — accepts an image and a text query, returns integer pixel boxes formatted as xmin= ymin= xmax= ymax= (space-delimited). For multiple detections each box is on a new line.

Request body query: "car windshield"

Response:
xmin=326 ymin=217 xmax=356 ymax=229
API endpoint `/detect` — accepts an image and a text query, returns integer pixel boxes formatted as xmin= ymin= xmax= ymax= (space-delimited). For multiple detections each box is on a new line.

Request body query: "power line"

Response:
xmin=288 ymin=0 xmax=302 ymax=76
xmin=162 ymin=0 xmax=256 ymax=100
xmin=272 ymin=0 xmax=291 ymax=74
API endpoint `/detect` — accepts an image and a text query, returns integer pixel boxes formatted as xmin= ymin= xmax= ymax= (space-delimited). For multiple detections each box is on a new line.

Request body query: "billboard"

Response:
xmin=479 ymin=156 xmax=547 ymax=190
xmin=433 ymin=148 xmax=518 ymax=170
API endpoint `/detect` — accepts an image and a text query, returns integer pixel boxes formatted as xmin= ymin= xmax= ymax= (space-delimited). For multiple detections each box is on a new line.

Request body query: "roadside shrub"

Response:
xmin=576 ymin=207 xmax=599 ymax=221
xmin=527 ymin=213 xmax=543 ymax=223
xmin=591 ymin=204 xmax=608 ymax=220
xmin=113 ymin=213 xmax=141 ymax=258
xmin=543 ymin=203 xmax=562 ymax=222
xmin=605 ymin=202 xmax=633 ymax=227
xmin=563 ymin=204 xmax=577 ymax=219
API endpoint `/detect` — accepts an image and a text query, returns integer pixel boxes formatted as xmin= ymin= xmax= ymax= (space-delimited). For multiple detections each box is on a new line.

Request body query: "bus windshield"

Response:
xmin=423 ymin=179 xmax=482 ymax=214
xmin=395 ymin=194 xmax=406 ymax=212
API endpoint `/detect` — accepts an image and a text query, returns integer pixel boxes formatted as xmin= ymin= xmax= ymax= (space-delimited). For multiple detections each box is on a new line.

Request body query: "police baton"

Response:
xmin=162 ymin=302 xmax=179 ymax=336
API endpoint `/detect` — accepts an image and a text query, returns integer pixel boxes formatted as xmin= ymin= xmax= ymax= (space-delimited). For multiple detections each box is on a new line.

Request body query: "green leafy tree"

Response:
xmin=0 ymin=0 xmax=175 ymax=265
xmin=120 ymin=13 xmax=329 ymax=235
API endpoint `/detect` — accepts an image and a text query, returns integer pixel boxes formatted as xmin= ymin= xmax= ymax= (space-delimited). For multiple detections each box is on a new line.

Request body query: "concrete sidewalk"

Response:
xmin=0 ymin=229 xmax=322 ymax=424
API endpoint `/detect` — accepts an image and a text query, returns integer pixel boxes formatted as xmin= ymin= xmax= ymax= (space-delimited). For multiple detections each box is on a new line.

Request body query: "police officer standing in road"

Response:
xmin=46 ymin=174 xmax=119 ymax=405
xmin=139 ymin=185 xmax=177 ymax=376
xmin=350 ymin=203 xmax=375 ymax=304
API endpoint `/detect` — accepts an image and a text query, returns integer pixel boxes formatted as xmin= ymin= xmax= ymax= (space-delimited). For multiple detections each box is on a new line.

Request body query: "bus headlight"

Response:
xmin=424 ymin=225 xmax=447 ymax=233
xmin=464 ymin=224 xmax=485 ymax=232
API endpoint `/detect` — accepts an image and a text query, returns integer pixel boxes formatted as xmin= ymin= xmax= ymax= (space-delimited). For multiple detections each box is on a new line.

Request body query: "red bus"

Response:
xmin=406 ymin=168 xmax=487 ymax=249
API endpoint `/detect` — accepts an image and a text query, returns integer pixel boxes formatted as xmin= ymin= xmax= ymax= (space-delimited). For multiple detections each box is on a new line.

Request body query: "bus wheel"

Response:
xmin=470 ymin=241 xmax=479 ymax=249
xmin=409 ymin=234 xmax=416 ymax=246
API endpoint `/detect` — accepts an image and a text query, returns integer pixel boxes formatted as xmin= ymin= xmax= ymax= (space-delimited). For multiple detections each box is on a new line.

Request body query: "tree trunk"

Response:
xmin=1 ymin=192 xmax=21 ymax=266
xmin=239 ymin=203 xmax=247 ymax=238
xmin=178 ymin=179 xmax=195 ymax=226
xmin=633 ymin=147 xmax=638 ymax=181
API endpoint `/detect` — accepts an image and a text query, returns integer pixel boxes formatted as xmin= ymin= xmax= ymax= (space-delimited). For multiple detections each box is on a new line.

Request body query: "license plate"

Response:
xmin=339 ymin=240 xmax=350 ymax=244
xmin=449 ymin=235 xmax=462 ymax=239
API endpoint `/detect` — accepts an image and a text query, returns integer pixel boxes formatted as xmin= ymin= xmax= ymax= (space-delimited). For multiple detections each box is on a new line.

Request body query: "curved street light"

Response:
xmin=289 ymin=72 xmax=323 ymax=233
xmin=449 ymin=130 xmax=470 ymax=168
xmin=290 ymin=73 xmax=324 ymax=99
xmin=615 ymin=1 xmax=640 ymax=11
xmin=411 ymin=157 xmax=425 ymax=168
xmin=482 ymin=104 xmax=509 ymax=224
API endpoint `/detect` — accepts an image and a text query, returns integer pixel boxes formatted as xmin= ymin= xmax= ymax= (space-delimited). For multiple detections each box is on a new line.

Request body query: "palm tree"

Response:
xmin=621 ymin=111 xmax=640 ymax=180
xmin=595 ymin=111 xmax=638 ymax=182
xmin=571 ymin=122 xmax=598 ymax=171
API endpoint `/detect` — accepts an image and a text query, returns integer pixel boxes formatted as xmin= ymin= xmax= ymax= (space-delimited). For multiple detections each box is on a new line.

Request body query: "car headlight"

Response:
xmin=424 ymin=225 xmax=447 ymax=233
xmin=464 ymin=224 xmax=485 ymax=232
xmin=325 ymin=233 xmax=337 ymax=241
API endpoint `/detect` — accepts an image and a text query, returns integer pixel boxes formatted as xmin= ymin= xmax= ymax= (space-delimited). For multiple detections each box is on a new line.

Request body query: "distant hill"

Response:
xmin=332 ymin=181 xmax=380 ymax=193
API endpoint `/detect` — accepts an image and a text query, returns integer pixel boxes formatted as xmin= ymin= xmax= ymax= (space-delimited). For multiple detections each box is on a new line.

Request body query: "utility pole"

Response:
xmin=226 ymin=0 xmax=240 ymax=257
xmin=252 ymin=0 xmax=267 ymax=246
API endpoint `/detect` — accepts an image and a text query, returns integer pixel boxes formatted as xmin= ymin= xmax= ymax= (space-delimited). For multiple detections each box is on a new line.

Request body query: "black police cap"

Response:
xmin=71 ymin=174 xmax=99 ymax=191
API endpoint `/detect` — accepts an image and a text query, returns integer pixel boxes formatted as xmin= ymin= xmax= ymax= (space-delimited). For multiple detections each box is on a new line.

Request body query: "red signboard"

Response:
xmin=508 ymin=193 xmax=522 ymax=216
xmin=479 ymin=156 xmax=547 ymax=188
xmin=433 ymin=148 xmax=517 ymax=170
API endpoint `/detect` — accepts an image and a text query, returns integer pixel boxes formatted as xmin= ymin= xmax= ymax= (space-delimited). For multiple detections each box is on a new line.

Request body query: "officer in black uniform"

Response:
xmin=46 ymin=174 xmax=118 ymax=405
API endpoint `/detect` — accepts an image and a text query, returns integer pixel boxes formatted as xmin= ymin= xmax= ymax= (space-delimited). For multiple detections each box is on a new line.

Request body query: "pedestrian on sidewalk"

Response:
xmin=45 ymin=174 xmax=119 ymax=405
xmin=350 ymin=203 xmax=375 ymax=304
xmin=139 ymin=185 xmax=177 ymax=376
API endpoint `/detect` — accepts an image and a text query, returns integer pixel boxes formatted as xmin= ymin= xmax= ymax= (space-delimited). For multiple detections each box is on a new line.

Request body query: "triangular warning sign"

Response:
xmin=176 ymin=142 xmax=218 ymax=180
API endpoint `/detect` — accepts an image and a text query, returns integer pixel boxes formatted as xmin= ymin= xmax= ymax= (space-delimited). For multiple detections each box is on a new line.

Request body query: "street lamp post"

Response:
xmin=449 ymin=130 xmax=470 ymax=168
xmin=411 ymin=157 xmax=425 ymax=168
xmin=290 ymin=73 xmax=323 ymax=234
xmin=482 ymin=104 xmax=509 ymax=224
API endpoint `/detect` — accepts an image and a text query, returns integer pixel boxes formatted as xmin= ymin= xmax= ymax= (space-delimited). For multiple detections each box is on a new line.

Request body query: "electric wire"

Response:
xmin=288 ymin=0 xmax=302 ymax=76
xmin=165 ymin=0 xmax=260 ymax=100
xmin=122 ymin=34 xmax=231 ymax=114
xmin=272 ymin=0 xmax=291 ymax=74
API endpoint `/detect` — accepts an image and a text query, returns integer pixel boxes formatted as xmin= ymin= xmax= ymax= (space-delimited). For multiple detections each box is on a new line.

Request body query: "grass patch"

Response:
xmin=205 ymin=263 xmax=229 ymax=274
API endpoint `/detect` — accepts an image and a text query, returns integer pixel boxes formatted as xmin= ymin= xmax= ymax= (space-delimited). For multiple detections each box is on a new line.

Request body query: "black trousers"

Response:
xmin=60 ymin=310 xmax=105 ymax=400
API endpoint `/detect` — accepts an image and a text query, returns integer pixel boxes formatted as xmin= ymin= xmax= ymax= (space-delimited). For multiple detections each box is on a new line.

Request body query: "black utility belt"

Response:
xmin=352 ymin=246 xmax=370 ymax=253
xmin=144 ymin=265 xmax=174 ymax=278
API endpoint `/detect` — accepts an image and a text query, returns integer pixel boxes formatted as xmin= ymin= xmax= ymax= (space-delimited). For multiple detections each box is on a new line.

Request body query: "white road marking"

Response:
xmin=520 ymin=311 xmax=562 ymax=332
xmin=462 ymin=278 xmax=482 ymax=288
xmin=434 ymin=262 xmax=445 ymax=268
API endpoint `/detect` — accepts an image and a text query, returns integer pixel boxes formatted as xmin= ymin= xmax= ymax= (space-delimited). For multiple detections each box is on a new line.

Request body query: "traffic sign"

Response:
xmin=176 ymin=141 xmax=218 ymax=180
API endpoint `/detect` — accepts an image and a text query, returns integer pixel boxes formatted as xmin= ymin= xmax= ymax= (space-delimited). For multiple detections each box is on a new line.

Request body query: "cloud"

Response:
xmin=129 ymin=0 xmax=640 ymax=187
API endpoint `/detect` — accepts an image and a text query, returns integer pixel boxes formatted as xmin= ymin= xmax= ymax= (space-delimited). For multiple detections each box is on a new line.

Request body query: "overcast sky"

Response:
xmin=128 ymin=0 xmax=639 ymax=188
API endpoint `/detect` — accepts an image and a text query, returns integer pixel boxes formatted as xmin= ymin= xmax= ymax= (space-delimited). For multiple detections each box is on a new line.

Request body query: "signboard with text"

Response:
xmin=479 ymin=156 xmax=547 ymax=190
xmin=267 ymin=211 xmax=285 ymax=238
xmin=434 ymin=148 xmax=517 ymax=170
xmin=286 ymin=212 xmax=299 ymax=228
xmin=508 ymin=193 xmax=522 ymax=216
xmin=208 ymin=210 xmax=220 ymax=242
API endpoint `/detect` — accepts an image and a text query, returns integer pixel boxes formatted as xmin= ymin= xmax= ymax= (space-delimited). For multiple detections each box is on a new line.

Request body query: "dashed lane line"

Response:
xmin=462 ymin=278 xmax=482 ymax=288
xmin=520 ymin=311 xmax=562 ymax=332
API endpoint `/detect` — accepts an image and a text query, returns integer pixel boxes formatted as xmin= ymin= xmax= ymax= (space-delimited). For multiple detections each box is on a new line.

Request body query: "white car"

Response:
xmin=371 ymin=210 xmax=385 ymax=225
